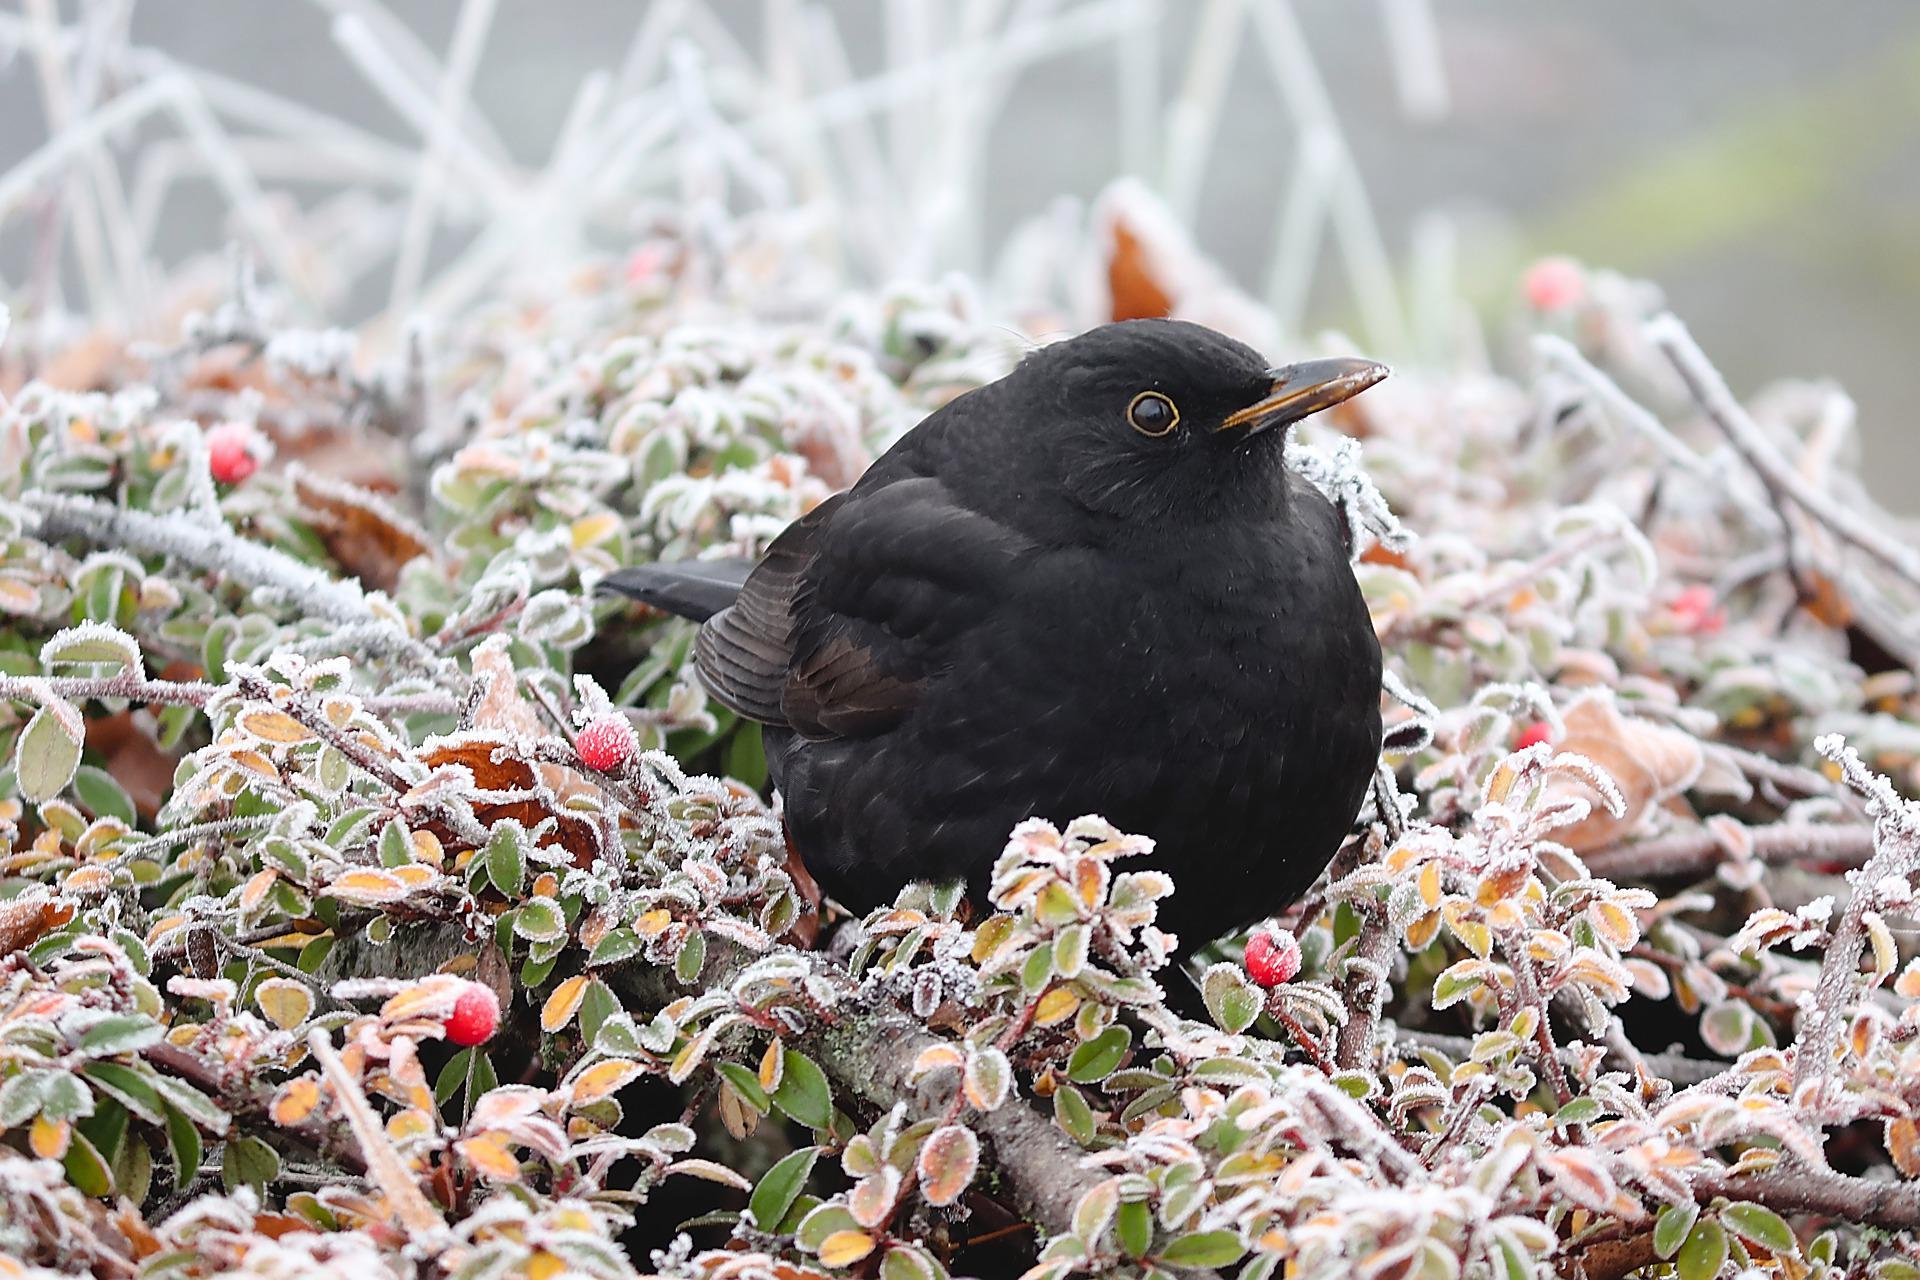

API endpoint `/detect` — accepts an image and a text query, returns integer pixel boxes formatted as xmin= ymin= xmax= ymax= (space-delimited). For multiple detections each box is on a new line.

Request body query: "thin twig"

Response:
xmin=1651 ymin=314 xmax=1920 ymax=596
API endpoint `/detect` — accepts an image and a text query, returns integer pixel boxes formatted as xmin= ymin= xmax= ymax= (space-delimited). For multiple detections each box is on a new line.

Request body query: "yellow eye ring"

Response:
xmin=1128 ymin=390 xmax=1179 ymax=437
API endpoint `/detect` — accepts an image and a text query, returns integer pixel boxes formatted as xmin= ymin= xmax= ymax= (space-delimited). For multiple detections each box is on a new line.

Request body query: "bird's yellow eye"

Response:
xmin=1128 ymin=390 xmax=1179 ymax=437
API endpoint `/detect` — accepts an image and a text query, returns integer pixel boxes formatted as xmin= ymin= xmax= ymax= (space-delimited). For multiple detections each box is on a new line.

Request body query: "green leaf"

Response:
xmin=1158 ymin=1230 xmax=1246 ymax=1269
xmin=1654 ymin=1202 xmax=1699 ymax=1260
xmin=1067 ymin=1026 xmax=1132 ymax=1083
xmin=771 ymin=1047 xmax=833 ymax=1130
xmin=16 ymin=701 xmax=83 ymax=803
xmin=579 ymin=976 xmax=620 ymax=1045
xmin=62 ymin=1129 xmax=114 ymax=1197
xmin=110 ymin=1128 xmax=151 ymax=1204
xmin=1117 ymin=1199 xmax=1153 ymax=1259
xmin=1054 ymin=1083 xmax=1095 ymax=1146
xmin=221 ymin=1135 xmax=281 ymax=1197
xmin=880 ymin=1246 xmax=939 ymax=1280
xmin=41 ymin=624 xmax=140 ymax=671
xmin=1555 ymin=1096 xmax=1602 ymax=1126
xmin=1722 ymin=1202 xmax=1796 ymax=1256
xmin=1201 ymin=963 xmax=1262 ymax=1034
xmin=0 ymin=1071 xmax=49 ymax=1126
xmin=1431 ymin=966 xmax=1483 ymax=1009
xmin=80 ymin=1014 xmax=163 ymax=1057
xmin=748 ymin=1145 xmax=819 ymax=1232
xmin=675 ymin=929 xmax=706 ymax=983
xmin=81 ymin=1062 xmax=164 ymax=1125
xmin=72 ymin=766 xmax=136 ymax=825
xmin=1678 ymin=1218 xmax=1729 ymax=1280
xmin=588 ymin=927 xmax=642 ymax=967
xmin=40 ymin=1072 xmax=95 ymax=1123
xmin=716 ymin=1062 xmax=770 ymax=1113
xmin=512 ymin=896 xmax=565 ymax=942
xmin=435 ymin=1049 xmax=472 ymax=1106
xmin=487 ymin=822 xmax=527 ymax=898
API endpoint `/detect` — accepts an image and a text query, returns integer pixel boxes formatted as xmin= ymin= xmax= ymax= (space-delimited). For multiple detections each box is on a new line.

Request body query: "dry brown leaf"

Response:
xmin=1547 ymin=692 xmax=1703 ymax=852
xmin=469 ymin=637 xmax=597 ymax=807
xmin=291 ymin=466 xmax=431 ymax=594
xmin=415 ymin=732 xmax=600 ymax=868
xmin=0 ymin=889 xmax=77 ymax=957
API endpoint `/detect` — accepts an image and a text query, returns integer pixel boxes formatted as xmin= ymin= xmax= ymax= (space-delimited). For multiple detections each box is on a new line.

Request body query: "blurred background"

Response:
xmin=2 ymin=0 xmax=1915 ymax=502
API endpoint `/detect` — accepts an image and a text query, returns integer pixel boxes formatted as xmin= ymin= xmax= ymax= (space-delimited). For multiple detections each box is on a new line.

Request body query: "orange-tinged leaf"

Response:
xmin=256 ymin=977 xmax=316 ymax=1030
xmin=1404 ymin=910 xmax=1442 ymax=950
xmin=1417 ymin=862 xmax=1441 ymax=908
xmin=1589 ymin=900 xmax=1639 ymax=950
xmin=1889 ymin=1115 xmax=1920 ymax=1177
xmin=457 ymin=1132 xmax=522 ymax=1181
xmin=1035 ymin=986 xmax=1080 ymax=1026
xmin=387 ymin=1108 xmax=433 ymax=1143
xmin=635 ymin=909 xmax=673 ymax=937
xmin=759 ymin=1038 xmax=784 ymax=1093
xmin=325 ymin=867 xmax=411 ymax=905
xmin=818 ymin=1230 xmax=876 ymax=1268
xmin=240 ymin=709 xmax=312 ymax=745
xmin=380 ymin=978 xmax=461 ymax=1023
xmin=916 ymin=1124 xmax=979 ymax=1206
xmin=542 ymin=975 xmax=591 ymax=1033
xmin=271 ymin=1077 xmax=322 ymax=1126
xmin=229 ymin=749 xmax=279 ymax=779
xmin=30 ymin=1114 xmax=71 ymax=1159
xmin=240 ymin=868 xmax=279 ymax=911
xmin=570 ymin=1058 xmax=645 ymax=1105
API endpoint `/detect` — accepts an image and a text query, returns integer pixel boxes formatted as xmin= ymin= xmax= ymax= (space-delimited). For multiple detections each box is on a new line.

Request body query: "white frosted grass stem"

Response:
xmin=329 ymin=13 xmax=519 ymax=215
xmin=309 ymin=0 xmax=513 ymax=165
xmin=1263 ymin=126 xmax=1338 ymax=337
xmin=1378 ymin=0 xmax=1449 ymax=122
xmin=161 ymin=82 xmax=323 ymax=306
xmin=613 ymin=0 xmax=689 ymax=103
xmin=388 ymin=0 xmax=496 ymax=322
xmin=1161 ymin=0 xmax=1247 ymax=226
xmin=885 ymin=0 xmax=935 ymax=226
xmin=1251 ymin=0 xmax=1409 ymax=354
xmin=1650 ymin=313 xmax=1920 ymax=593
xmin=1406 ymin=209 xmax=1457 ymax=365
xmin=799 ymin=4 xmax=905 ymax=278
xmin=21 ymin=0 xmax=114 ymax=322
xmin=1116 ymin=0 xmax=1162 ymax=176
xmin=308 ymin=1029 xmax=449 ymax=1241
xmin=0 ymin=77 xmax=180 ymax=220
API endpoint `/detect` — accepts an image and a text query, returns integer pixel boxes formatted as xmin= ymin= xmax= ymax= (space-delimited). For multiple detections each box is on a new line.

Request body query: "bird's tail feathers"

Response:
xmin=598 ymin=559 xmax=752 ymax=622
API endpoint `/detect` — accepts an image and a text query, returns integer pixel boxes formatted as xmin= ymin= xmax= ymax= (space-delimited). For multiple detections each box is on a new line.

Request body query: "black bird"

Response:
xmin=602 ymin=319 xmax=1386 ymax=951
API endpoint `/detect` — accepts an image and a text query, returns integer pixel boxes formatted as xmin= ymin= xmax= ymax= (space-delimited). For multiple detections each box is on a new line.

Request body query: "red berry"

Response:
xmin=1670 ymin=584 xmax=1726 ymax=635
xmin=444 ymin=981 xmax=499 ymax=1047
xmin=1244 ymin=926 xmax=1301 ymax=988
xmin=575 ymin=714 xmax=635 ymax=772
xmin=1514 ymin=721 xmax=1553 ymax=751
xmin=206 ymin=422 xmax=259 ymax=485
xmin=1523 ymin=257 xmax=1584 ymax=311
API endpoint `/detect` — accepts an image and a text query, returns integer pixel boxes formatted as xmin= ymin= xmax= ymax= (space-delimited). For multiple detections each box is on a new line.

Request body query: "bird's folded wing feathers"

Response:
xmin=696 ymin=477 xmax=1028 ymax=739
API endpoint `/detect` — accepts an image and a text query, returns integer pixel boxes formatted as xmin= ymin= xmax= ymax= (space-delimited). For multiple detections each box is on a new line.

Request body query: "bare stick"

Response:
xmin=1651 ymin=314 xmax=1920 ymax=594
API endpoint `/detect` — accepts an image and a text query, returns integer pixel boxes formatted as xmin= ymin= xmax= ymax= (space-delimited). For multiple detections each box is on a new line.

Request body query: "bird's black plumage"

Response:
xmin=602 ymin=319 xmax=1386 ymax=950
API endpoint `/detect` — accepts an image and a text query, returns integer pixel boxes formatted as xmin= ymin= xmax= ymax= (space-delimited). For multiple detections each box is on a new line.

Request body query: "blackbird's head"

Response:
xmin=1017 ymin=319 xmax=1387 ymax=522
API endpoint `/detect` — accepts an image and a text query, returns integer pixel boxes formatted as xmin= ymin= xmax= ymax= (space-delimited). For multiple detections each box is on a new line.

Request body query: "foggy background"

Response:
xmin=3 ymin=1 xmax=1916 ymax=504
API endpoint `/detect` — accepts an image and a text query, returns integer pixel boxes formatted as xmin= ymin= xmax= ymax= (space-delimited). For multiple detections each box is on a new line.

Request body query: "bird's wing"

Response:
xmin=693 ymin=494 xmax=843 ymax=725
xmin=695 ymin=477 xmax=1025 ymax=739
